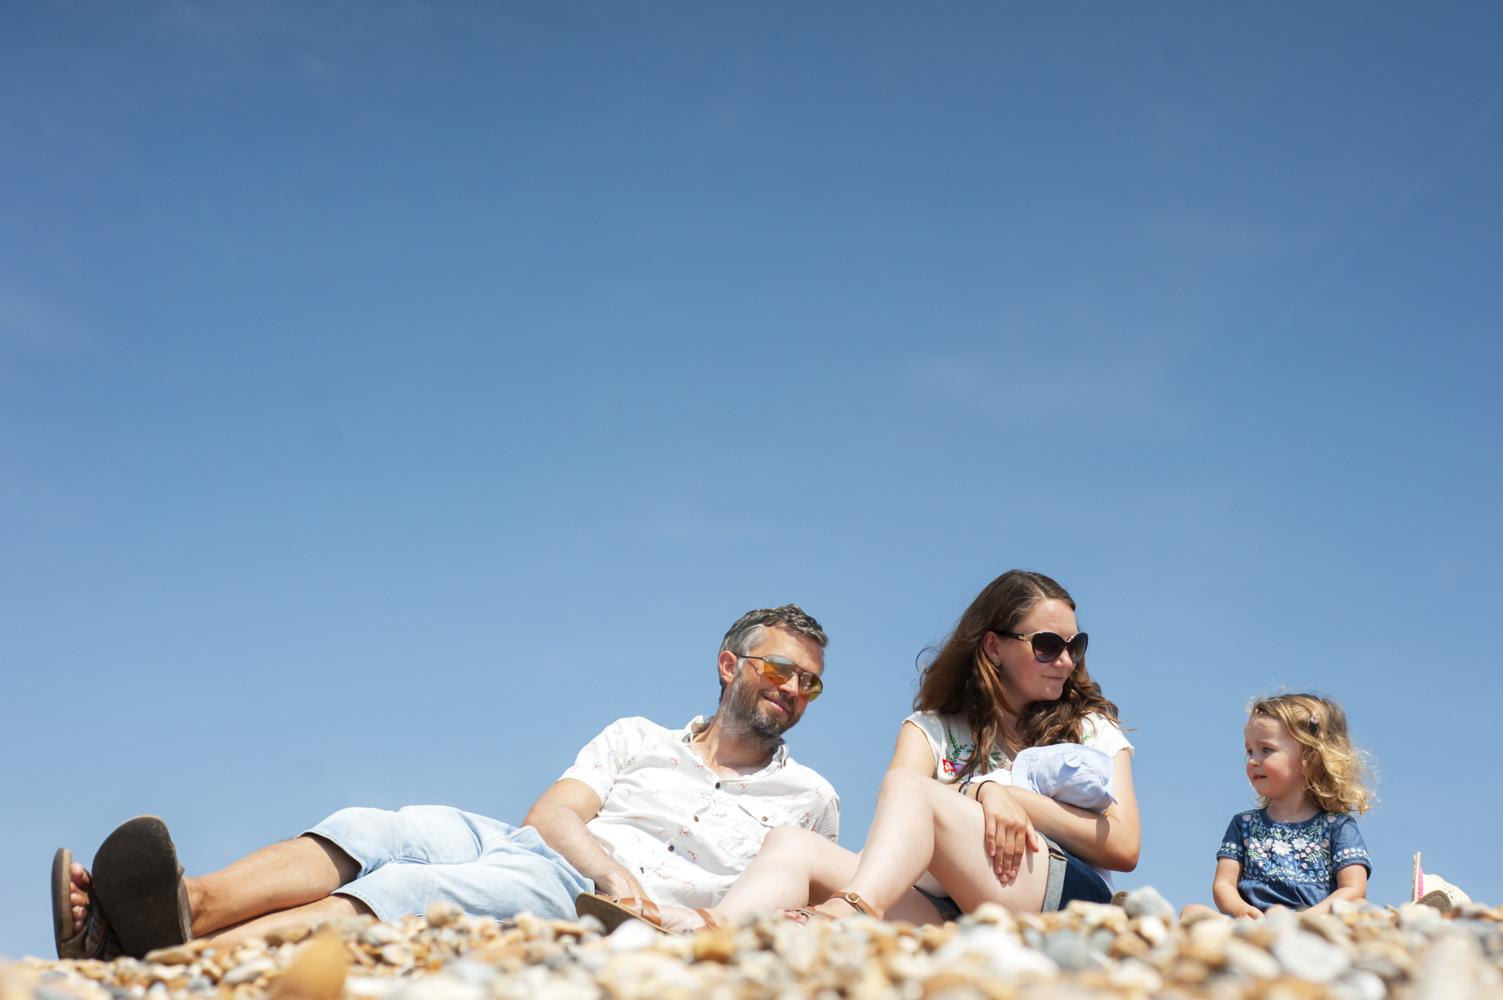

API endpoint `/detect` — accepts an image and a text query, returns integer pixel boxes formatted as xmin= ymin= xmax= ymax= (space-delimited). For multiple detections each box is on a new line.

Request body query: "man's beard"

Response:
xmin=719 ymin=675 xmax=791 ymax=750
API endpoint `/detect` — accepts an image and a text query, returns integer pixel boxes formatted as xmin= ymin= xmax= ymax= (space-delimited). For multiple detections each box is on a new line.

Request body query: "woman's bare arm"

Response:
xmin=889 ymin=721 xmax=941 ymax=776
xmin=1006 ymin=749 xmax=1140 ymax=871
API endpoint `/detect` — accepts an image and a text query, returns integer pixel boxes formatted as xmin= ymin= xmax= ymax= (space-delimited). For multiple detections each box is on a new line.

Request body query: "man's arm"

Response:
xmin=522 ymin=777 xmax=644 ymax=900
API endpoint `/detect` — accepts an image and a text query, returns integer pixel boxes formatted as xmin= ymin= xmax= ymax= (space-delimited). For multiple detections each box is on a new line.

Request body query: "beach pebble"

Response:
xmin=11 ymin=890 xmax=1503 ymax=1000
xmin=377 ymin=945 xmax=414 ymax=969
xmin=1332 ymin=969 xmax=1389 ymax=1000
xmin=1107 ymin=957 xmax=1162 ymax=992
xmin=932 ymin=926 xmax=1057 ymax=978
xmin=424 ymin=905 xmax=462 ymax=929
xmin=221 ymin=959 xmax=277 ymax=986
xmin=1224 ymin=938 xmax=1282 ymax=980
xmin=1040 ymin=930 xmax=1102 ymax=971
xmin=140 ymin=949 xmax=193 ymax=969
xmin=1119 ymin=887 xmax=1175 ymax=922
xmin=603 ymin=921 xmax=659 ymax=953
xmin=1273 ymin=929 xmax=1351 ymax=982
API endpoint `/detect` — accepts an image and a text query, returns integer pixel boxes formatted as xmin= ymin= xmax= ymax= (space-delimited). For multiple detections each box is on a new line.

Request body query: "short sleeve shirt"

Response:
xmin=903 ymin=710 xmax=1134 ymax=783
xmin=1216 ymin=809 xmax=1371 ymax=910
xmin=558 ymin=716 xmax=839 ymax=908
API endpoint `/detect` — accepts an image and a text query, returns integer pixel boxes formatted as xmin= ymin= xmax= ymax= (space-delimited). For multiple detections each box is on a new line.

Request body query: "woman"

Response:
xmin=597 ymin=569 xmax=1138 ymax=928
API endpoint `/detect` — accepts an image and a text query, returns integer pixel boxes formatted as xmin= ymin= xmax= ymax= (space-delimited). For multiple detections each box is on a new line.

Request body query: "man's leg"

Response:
xmin=67 ymin=832 xmax=360 ymax=941
xmin=201 ymin=895 xmax=370 ymax=952
xmin=330 ymin=815 xmax=592 ymax=924
xmin=187 ymin=834 xmax=362 ymax=937
xmin=71 ymin=806 xmax=580 ymax=948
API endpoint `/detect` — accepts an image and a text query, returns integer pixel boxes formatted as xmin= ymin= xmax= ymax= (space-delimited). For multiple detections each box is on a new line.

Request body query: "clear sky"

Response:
xmin=3 ymin=2 xmax=1501 ymax=961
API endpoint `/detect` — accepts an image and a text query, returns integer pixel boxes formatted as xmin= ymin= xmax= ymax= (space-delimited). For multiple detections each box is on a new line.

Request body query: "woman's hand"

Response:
xmin=976 ymin=782 xmax=1042 ymax=883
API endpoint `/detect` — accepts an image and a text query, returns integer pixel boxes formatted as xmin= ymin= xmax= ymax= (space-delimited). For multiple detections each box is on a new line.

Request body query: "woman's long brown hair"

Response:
xmin=914 ymin=569 xmax=1120 ymax=784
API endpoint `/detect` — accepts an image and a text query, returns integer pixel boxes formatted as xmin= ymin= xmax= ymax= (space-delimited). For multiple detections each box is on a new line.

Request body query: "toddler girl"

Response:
xmin=1183 ymin=693 xmax=1375 ymax=920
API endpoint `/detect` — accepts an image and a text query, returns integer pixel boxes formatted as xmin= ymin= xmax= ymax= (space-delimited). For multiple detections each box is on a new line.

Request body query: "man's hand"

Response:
xmin=523 ymin=778 xmax=649 ymax=901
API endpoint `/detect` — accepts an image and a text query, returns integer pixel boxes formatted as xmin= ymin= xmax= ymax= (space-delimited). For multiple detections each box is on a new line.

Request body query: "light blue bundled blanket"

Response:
xmin=973 ymin=743 xmax=1117 ymax=811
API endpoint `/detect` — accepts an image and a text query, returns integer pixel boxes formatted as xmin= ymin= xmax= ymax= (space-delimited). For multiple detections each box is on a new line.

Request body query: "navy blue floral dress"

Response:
xmin=1216 ymin=809 xmax=1371 ymax=910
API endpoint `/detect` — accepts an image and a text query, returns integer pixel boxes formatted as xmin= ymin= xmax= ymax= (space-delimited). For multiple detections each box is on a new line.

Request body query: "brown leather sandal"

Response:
xmin=90 ymin=817 xmax=193 ymax=959
xmin=52 ymin=848 xmax=122 ymax=961
xmin=575 ymin=893 xmax=723 ymax=934
xmin=798 ymin=890 xmax=880 ymax=922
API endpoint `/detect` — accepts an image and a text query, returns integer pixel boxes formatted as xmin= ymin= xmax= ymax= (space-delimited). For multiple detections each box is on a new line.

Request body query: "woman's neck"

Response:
xmin=996 ymin=706 xmax=1024 ymax=750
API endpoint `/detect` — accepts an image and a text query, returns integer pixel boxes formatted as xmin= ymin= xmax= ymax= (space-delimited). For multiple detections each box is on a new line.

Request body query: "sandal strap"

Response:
xmin=615 ymin=896 xmax=662 ymax=926
xmin=693 ymin=908 xmax=724 ymax=929
xmin=59 ymin=905 xmax=122 ymax=961
xmin=830 ymin=891 xmax=880 ymax=918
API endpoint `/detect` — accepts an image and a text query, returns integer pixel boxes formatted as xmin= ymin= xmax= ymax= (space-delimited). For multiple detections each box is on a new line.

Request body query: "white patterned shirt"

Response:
xmin=559 ymin=716 xmax=840 ymax=907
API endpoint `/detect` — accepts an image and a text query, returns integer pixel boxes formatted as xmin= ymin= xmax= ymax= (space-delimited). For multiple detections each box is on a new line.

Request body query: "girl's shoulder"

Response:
xmin=1317 ymin=810 xmax=1363 ymax=832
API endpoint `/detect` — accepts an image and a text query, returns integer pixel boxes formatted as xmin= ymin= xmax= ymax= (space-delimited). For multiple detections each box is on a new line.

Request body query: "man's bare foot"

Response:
xmin=70 ymin=863 xmax=92 ymax=935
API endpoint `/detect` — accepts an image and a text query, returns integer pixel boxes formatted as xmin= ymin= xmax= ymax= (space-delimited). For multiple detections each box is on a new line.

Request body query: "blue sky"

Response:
xmin=3 ymin=2 xmax=1501 ymax=960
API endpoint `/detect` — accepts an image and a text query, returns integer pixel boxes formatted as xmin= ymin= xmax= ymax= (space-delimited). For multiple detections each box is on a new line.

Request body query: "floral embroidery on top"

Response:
xmin=941 ymin=721 xmax=1008 ymax=776
xmin=1218 ymin=810 xmax=1369 ymax=888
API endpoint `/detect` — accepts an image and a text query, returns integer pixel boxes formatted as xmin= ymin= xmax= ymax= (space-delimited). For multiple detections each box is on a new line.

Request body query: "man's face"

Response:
xmin=718 ymin=626 xmax=825 ymax=739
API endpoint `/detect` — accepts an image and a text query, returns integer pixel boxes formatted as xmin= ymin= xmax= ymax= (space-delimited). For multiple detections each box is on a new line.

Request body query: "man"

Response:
xmin=55 ymin=606 xmax=836 ymax=959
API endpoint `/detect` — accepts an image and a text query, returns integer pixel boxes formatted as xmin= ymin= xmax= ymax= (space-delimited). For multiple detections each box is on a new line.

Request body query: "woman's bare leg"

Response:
xmin=651 ymin=827 xmax=941 ymax=929
xmin=718 ymin=827 xmax=861 ymax=913
xmin=836 ymin=768 xmax=1049 ymax=916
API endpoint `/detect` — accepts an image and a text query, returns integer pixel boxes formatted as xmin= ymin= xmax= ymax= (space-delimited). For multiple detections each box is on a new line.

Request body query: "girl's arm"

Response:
xmin=1303 ymin=865 xmax=1368 ymax=915
xmin=1212 ymin=858 xmax=1260 ymax=919
xmin=1003 ymin=748 xmax=1140 ymax=871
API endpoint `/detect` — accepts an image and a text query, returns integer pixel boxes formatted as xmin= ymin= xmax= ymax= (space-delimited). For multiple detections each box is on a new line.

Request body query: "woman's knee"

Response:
xmin=759 ymin=826 xmax=821 ymax=858
xmin=878 ymin=766 xmax=940 ymax=804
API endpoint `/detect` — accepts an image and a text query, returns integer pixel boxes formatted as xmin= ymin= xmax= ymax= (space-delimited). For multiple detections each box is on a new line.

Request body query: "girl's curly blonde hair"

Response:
xmin=1248 ymin=693 xmax=1377 ymax=816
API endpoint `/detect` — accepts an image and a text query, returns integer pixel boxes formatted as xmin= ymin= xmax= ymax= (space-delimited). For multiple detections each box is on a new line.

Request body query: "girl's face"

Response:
xmin=982 ymin=598 xmax=1080 ymax=709
xmin=1244 ymin=714 xmax=1308 ymax=804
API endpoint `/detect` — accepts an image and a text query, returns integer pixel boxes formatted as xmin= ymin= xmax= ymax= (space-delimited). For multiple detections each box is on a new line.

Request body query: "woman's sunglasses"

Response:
xmin=994 ymin=629 xmax=1088 ymax=664
xmin=740 ymin=654 xmax=823 ymax=701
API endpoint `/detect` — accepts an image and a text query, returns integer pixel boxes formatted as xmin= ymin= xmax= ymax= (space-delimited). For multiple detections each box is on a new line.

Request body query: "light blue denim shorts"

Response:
xmin=306 ymin=805 xmax=594 ymax=923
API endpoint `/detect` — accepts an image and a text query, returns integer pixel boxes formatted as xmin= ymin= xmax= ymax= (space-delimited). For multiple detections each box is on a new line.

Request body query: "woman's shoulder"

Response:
xmin=904 ymin=710 xmax=971 ymax=742
xmin=1078 ymin=712 xmax=1134 ymax=757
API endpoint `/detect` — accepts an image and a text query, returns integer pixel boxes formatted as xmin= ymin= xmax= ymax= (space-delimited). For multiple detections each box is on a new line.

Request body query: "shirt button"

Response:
xmin=715 ymin=782 xmax=721 ymax=789
xmin=762 ymin=816 xmax=769 ymax=821
xmin=693 ymin=816 xmax=699 ymax=822
xmin=668 ymin=845 xmax=675 ymax=852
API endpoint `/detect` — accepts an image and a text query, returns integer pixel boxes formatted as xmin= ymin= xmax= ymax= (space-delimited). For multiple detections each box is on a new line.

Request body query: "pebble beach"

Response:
xmin=5 ymin=891 xmax=1502 ymax=1000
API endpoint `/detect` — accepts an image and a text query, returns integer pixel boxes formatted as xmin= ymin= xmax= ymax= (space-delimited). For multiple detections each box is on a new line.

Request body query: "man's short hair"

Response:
xmin=717 ymin=605 xmax=828 ymax=695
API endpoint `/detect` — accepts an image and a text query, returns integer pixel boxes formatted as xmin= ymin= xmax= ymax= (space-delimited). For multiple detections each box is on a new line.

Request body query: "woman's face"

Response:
xmin=982 ymin=597 xmax=1081 ymax=709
